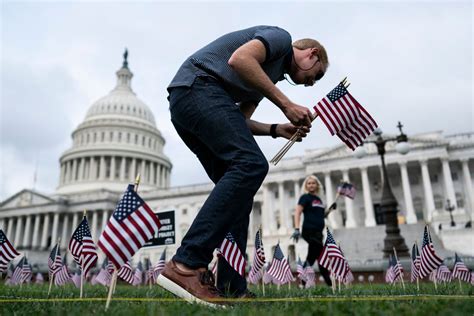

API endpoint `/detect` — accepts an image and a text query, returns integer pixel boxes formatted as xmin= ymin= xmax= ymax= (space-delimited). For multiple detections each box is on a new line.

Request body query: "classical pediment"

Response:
xmin=0 ymin=189 xmax=56 ymax=209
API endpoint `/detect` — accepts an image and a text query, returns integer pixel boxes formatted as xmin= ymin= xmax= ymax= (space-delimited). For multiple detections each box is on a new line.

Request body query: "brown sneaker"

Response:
xmin=156 ymin=260 xmax=226 ymax=308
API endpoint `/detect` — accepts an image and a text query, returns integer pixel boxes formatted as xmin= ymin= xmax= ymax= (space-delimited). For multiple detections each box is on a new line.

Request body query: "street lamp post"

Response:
xmin=445 ymin=199 xmax=456 ymax=227
xmin=354 ymin=122 xmax=410 ymax=258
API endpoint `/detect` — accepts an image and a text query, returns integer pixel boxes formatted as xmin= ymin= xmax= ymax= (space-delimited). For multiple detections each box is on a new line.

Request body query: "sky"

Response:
xmin=0 ymin=0 xmax=472 ymax=201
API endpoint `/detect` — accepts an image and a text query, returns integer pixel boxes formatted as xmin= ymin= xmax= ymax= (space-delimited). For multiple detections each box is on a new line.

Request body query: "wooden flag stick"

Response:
xmin=80 ymin=267 xmax=84 ymax=298
xmin=262 ymin=266 xmax=266 ymax=296
xmin=458 ymin=278 xmax=462 ymax=293
xmin=393 ymin=247 xmax=405 ymax=290
xmin=48 ymin=238 xmax=61 ymax=296
xmin=415 ymin=241 xmax=420 ymax=292
xmin=106 ymin=270 xmax=118 ymax=310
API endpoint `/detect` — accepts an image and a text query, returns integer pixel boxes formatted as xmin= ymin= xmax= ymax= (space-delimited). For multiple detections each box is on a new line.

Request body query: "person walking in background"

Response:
xmin=291 ymin=175 xmax=336 ymax=286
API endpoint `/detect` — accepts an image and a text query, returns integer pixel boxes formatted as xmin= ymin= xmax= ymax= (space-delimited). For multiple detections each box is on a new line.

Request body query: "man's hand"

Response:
xmin=277 ymin=124 xmax=310 ymax=141
xmin=290 ymin=228 xmax=301 ymax=243
xmin=282 ymin=102 xmax=313 ymax=128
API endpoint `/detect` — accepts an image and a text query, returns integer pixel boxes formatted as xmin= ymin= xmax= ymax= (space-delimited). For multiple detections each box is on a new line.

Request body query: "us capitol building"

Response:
xmin=1 ymin=53 xmax=473 ymax=272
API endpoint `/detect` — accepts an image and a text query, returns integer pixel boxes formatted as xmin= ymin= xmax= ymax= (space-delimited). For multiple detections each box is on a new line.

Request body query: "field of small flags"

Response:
xmin=1 ymin=179 xmax=473 ymax=314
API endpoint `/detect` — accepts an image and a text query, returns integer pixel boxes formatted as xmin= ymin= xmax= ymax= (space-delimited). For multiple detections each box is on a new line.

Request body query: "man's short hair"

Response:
xmin=292 ymin=38 xmax=329 ymax=70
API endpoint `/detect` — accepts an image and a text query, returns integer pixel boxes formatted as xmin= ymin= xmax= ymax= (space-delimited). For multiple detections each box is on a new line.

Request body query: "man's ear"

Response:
xmin=310 ymin=48 xmax=319 ymax=60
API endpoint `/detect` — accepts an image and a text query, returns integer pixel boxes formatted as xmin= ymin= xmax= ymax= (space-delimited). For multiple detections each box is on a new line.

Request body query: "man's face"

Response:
xmin=289 ymin=48 xmax=326 ymax=86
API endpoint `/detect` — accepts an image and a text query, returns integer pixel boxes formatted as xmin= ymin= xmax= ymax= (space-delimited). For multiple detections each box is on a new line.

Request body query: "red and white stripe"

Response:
xmin=54 ymin=264 xmax=71 ymax=286
xmin=219 ymin=237 xmax=246 ymax=277
xmin=0 ymin=230 xmax=20 ymax=267
xmin=98 ymin=203 xmax=160 ymax=269
xmin=117 ymin=261 xmax=134 ymax=284
xmin=419 ymin=243 xmax=443 ymax=278
xmin=453 ymin=261 xmax=471 ymax=283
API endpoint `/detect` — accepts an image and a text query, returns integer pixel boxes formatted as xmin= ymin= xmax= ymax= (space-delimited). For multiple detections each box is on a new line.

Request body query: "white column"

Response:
xmin=441 ymin=157 xmax=458 ymax=208
xmin=60 ymin=163 xmax=66 ymax=185
xmin=262 ymin=184 xmax=271 ymax=235
xmin=14 ymin=217 xmax=23 ymax=247
xmin=120 ymin=157 xmax=126 ymax=181
xmin=420 ymin=159 xmax=436 ymax=222
xmin=71 ymin=159 xmax=78 ymax=181
xmin=278 ymin=182 xmax=289 ymax=233
xmin=31 ymin=214 xmax=41 ymax=248
xmin=399 ymin=161 xmax=417 ymax=224
xmin=342 ymin=169 xmax=357 ymax=228
xmin=130 ymin=158 xmax=137 ymax=180
xmin=99 ymin=156 xmax=106 ymax=180
xmin=89 ymin=157 xmax=97 ymax=180
xmin=91 ymin=211 xmax=99 ymax=242
xmin=324 ymin=172 xmax=338 ymax=228
xmin=64 ymin=161 xmax=70 ymax=183
xmin=71 ymin=213 xmax=79 ymax=236
xmin=150 ymin=162 xmax=156 ymax=185
xmin=61 ymin=214 xmax=69 ymax=248
xmin=361 ymin=167 xmax=376 ymax=227
xmin=110 ymin=156 xmax=116 ymax=180
xmin=101 ymin=210 xmax=109 ymax=233
xmin=0 ymin=218 xmax=4 ymax=231
xmin=6 ymin=217 xmax=14 ymax=240
xmin=40 ymin=214 xmax=50 ymax=248
xmin=23 ymin=215 xmax=32 ymax=248
xmin=78 ymin=158 xmax=85 ymax=181
xmin=51 ymin=213 xmax=60 ymax=246
xmin=140 ymin=160 xmax=146 ymax=181
xmin=461 ymin=159 xmax=474 ymax=219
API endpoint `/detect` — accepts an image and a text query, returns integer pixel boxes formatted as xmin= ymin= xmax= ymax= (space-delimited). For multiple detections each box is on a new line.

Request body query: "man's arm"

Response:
xmin=228 ymin=39 xmax=312 ymax=127
xmin=240 ymin=101 xmax=309 ymax=139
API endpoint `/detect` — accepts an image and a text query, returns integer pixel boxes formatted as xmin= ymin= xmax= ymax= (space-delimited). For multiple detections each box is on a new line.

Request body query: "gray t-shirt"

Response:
xmin=168 ymin=25 xmax=293 ymax=104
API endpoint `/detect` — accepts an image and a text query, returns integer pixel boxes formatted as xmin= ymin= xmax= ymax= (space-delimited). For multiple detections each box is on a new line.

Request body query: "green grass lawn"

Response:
xmin=0 ymin=282 xmax=472 ymax=316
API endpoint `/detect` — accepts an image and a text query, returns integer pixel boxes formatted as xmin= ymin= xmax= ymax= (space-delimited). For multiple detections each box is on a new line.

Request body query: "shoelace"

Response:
xmin=199 ymin=271 xmax=220 ymax=295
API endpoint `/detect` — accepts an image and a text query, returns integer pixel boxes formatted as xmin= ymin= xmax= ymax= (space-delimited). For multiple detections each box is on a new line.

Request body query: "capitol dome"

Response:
xmin=56 ymin=50 xmax=172 ymax=195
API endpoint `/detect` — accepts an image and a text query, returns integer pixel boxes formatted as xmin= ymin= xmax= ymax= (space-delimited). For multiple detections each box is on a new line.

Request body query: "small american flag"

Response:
xmin=385 ymin=255 xmax=395 ymax=283
xmin=219 ymin=232 xmax=246 ymax=277
xmin=48 ymin=243 xmax=62 ymax=277
xmin=436 ymin=264 xmax=452 ymax=282
xmin=248 ymin=229 xmax=265 ymax=283
xmin=267 ymin=244 xmax=292 ymax=284
xmin=303 ymin=262 xmax=316 ymax=288
xmin=419 ymin=226 xmax=443 ymax=278
xmin=391 ymin=254 xmax=404 ymax=282
xmin=343 ymin=266 xmax=354 ymax=285
xmin=336 ymin=182 xmax=356 ymax=199
xmin=313 ymin=82 xmax=377 ymax=150
xmin=133 ymin=261 xmax=143 ymax=286
xmin=296 ymin=257 xmax=304 ymax=280
xmin=71 ymin=269 xmax=81 ymax=288
xmin=20 ymin=257 xmax=32 ymax=284
xmin=319 ymin=228 xmax=347 ymax=278
xmin=153 ymin=248 xmax=167 ymax=281
xmin=262 ymin=267 xmax=273 ymax=284
xmin=98 ymin=184 xmax=161 ymax=269
xmin=54 ymin=260 xmax=72 ymax=286
xmin=35 ymin=272 xmax=44 ymax=284
xmin=95 ymin=259 xmax=112 ymax=286
xmin=117 ymin=261 xmax=134 ymax=284
xmin=410 ymin=243 xmax=421 ymax=282
xmin=452 ymin=253 xmax=470 ymax=283
xmin=0 ymin=229 xmax=20 ymax=273
xmin=11 ymin=257 xmax=24 ymax=285
xmin=68 ymin=216 xmax=98 ymax=277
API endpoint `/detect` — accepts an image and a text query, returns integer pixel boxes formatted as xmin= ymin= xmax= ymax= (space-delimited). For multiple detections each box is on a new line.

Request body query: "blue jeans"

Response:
xmin=168 ymin=76 xmax=269 ymax=295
